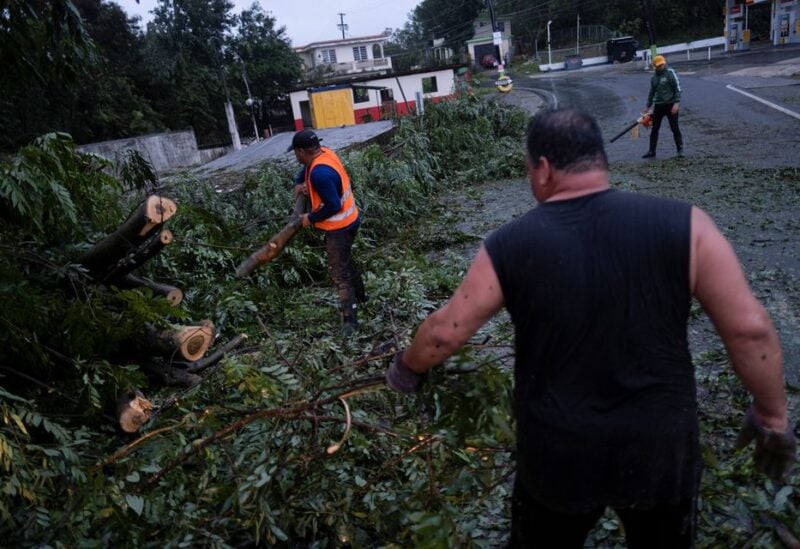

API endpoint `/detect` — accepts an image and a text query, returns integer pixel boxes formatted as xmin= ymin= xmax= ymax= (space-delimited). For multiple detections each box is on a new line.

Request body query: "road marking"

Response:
xmin=726 ymin=84 xmax=800 ymax=121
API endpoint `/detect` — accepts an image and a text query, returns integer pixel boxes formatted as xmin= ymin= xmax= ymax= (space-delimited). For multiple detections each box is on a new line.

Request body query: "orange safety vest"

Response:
xmin=305 ymin=147 xmax=359 ymax=231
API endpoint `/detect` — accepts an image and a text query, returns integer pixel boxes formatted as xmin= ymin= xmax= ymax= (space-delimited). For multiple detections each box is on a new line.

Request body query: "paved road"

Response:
xmin=496 ymin=46 xmax=800 ymax=387
xmin=506 ymin=44 xmax=800 ymax=167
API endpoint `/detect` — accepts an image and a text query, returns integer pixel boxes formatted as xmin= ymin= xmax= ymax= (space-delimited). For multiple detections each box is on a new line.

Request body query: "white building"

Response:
xmin=467 ymin=16 xmax=513 ymax=69
xmin=288 ymin=67 xmax=459 ymax=131
xmin=294 ymin=33 xmax=393 ymax=78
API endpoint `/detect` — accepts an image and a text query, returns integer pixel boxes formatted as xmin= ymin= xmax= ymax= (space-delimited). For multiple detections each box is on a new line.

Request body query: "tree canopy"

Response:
xmin=0 ymin=0 xmax=301 ymax=151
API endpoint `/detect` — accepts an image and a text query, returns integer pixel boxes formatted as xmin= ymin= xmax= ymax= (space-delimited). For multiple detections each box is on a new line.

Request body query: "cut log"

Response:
xmin=148 ymin=321 xmax=215 ymax=362
xmin=235 ymin=195 xmax=307 ymax=278
xmin=117 ymin=390 xmax=153 ymax=433
xmin=119 ymin=274 xmax=183 ymax=306
xmin=181 ymin=333 xmax=248 ymax=373
xmin=79 ymin=195 xmax=177 ymax=281
xmin=138 ymin=196 xmax=178 ymax=237
xmin=105 ymin=229 xmax=173 ymax=282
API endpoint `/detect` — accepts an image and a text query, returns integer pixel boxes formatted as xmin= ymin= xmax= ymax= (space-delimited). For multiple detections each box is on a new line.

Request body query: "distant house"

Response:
xmin=428 ymin=38 xmax=454 ymax=63
xmin=467 ymin=15 xmax=513 ymax=69
xmin=288 ymin=66 xmax=459 ymax=131
xmin=294 ymin=33 xmax=393 ymax=78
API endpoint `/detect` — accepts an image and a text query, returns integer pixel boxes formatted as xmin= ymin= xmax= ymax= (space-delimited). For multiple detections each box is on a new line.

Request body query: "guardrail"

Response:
xmin=539 ymin=36 xmax=726 ymax=72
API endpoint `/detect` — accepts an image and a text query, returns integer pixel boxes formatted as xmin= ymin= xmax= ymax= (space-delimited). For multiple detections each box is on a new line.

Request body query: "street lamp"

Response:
xmin=547 ymin=20 xmax=553 ymax=66
xmin=239 ymin=58 xmax=259 ymax=143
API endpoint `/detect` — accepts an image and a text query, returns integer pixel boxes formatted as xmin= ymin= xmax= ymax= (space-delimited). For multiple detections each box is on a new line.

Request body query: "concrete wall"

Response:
xmin=199 ymin=145 xmax=232 ymax=165
xmin=79 ymin=129 xmax=204 ymax=173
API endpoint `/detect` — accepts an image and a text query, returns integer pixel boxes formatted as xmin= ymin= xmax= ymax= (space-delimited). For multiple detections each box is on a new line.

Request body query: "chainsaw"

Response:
xmin=609 ymin=112 xmax=652 ymax=143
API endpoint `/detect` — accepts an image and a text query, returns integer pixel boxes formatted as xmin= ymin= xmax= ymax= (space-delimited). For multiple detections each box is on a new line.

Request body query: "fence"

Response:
xmin=539 ymin=36 xmax=727 ymax=72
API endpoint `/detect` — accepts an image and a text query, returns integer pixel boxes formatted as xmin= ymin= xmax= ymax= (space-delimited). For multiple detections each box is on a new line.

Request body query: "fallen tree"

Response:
xmin=235 ymin=194 xmax=307 ymax=277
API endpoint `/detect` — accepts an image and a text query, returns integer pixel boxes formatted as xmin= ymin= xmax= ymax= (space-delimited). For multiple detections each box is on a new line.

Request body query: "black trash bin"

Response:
xmin=607 ymin=36 xmax=639 ymax=63
xmin=564 ymin=54 xmax=583 ymax=70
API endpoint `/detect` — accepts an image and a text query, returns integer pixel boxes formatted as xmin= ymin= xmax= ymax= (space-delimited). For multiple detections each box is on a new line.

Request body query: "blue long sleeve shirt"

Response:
xmin=295 ymin=165 xmax=342 ymax=223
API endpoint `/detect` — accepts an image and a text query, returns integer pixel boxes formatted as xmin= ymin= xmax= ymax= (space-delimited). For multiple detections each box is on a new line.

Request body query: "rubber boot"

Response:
xmin=339 ymin=288 xmax=358 ymax=336
xmin=354 ymin=272 xmax=367 ymax=304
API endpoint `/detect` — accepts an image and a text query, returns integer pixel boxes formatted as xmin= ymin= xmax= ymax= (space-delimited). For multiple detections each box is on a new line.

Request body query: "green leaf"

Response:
xmin=125 ymin=494 xmax=144 ymax=516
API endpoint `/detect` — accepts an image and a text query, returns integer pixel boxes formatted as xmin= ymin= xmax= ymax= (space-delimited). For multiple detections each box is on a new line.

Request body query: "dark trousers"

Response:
xmin=509 ymin=479 xmax=696 ymax=549
xmin=325 ymin=224 xmax=365 ymax=320
xmin=649 ymin=103 xmax=683 ymax=153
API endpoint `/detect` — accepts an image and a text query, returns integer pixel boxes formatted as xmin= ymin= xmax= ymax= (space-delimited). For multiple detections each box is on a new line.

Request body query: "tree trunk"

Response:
xmin=79 ymin=195 xmax=177 ymax=281
xmin=119 ymin=274 xmax=183 ymax=306
xmin=235 ymin=194 xmax=307 ymax=278
xmin=148 ymin=321 xmax=215 ymax=362
xmin=105 ymin=229 xmax=173 ymax=283
xmin=117 ymin=390 xmax=153 ymax=433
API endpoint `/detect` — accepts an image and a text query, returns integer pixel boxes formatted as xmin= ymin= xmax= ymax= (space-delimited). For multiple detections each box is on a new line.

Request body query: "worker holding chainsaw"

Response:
xmin=642 ymin=54 xmax=684 ymax=158
xmin=387 ymin=109 xmax=795 ymax=548
xmin=287 ymin=129 xmax=366 ymax=334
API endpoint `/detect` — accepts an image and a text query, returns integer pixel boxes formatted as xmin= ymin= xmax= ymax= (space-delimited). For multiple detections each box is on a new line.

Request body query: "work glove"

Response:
xmin=736 ymin=406 xmax=797 ymax=483
xmin=385 ymin=351 xmax=426 ymax=394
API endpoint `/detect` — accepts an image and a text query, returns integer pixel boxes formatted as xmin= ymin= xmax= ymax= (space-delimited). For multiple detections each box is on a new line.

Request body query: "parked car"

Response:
xmin=481 ymin=54 xmax=498 ymax=68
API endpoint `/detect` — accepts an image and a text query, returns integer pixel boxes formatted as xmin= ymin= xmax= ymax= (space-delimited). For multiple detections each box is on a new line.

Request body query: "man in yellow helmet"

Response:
xmin=642 ymin=55 xmax=683 ymax=159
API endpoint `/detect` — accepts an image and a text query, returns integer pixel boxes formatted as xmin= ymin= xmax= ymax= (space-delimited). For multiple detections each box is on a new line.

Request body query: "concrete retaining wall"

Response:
xmin=79 ymin=129 xmax=204 ymax=173
xmin=199 ymin=146 xmax=232 ymax=165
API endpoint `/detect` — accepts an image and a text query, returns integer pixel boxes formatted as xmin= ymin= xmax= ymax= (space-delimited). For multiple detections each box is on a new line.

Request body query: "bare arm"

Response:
xmin=690 ymin=207 xmax=788 ymax=431
xmin=404 ymin=246 xmax=505 ymax=373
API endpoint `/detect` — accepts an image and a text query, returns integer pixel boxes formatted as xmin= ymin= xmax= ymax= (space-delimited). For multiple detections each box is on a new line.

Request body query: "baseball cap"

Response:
xmin=653 ymin=55 xmax=666 ymax=67
xmin=287 ymin=129 xmax=322 ymax=152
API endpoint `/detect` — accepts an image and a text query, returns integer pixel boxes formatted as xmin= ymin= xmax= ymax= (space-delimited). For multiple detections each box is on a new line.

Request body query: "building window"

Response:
xmin=353 ymin=46 xmax=368 ymax=62
xmin=372 ymin=44 xmax=382 ymax=59
xmin=380 ymin=88 xmax=394 ymax=102
xmin=422 ymin=76 xmax=438 ymax=93
xmin=321 ymin=49 xmax=337 ymax=64
xmin=353 ymin=87 xmax=370 ymax=103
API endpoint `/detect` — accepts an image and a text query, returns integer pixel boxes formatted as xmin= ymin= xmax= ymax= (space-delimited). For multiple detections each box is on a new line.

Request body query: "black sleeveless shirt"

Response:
xmin=485 ymin=189 xmax=701 ymax=512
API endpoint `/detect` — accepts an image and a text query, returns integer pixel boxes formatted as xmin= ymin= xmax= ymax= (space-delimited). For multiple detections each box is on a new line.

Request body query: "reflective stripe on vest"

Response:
xmin=306 ymin=147 xmax=359 ymax=231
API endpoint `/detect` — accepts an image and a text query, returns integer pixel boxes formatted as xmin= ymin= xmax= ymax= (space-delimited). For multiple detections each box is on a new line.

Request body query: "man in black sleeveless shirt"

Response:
xmin=385 ymin=109 xmax=795 ymax=547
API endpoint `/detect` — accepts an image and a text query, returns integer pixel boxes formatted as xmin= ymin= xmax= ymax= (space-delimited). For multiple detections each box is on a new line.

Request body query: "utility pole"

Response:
xmin=337 ymin=13 xmax=348 ymax=40
xmin=576 ymin=12 xmax=580 ymax=55
xmin=485 ymin=0 xmax=502 ymax=71
xmin=214 ymin=44 xmax=241 ymax=151
xmin=485 ymin=0 xmax=513 ymax=92
xmin=639 ymin=0 xmax=657 ymax=60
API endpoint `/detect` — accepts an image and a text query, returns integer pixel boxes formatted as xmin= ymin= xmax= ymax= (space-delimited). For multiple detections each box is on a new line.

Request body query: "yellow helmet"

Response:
xmin=653 ymin=55 xmax=666 ymax=67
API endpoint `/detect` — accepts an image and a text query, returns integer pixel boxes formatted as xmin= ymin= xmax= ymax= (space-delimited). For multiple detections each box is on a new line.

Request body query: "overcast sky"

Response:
xmin=115 ymin=0 xmax=421 ymax=46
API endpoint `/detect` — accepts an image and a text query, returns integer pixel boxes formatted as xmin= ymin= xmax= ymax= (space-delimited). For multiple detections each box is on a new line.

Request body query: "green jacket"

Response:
xmin=647 ymin=67 xmax=681 ymax=107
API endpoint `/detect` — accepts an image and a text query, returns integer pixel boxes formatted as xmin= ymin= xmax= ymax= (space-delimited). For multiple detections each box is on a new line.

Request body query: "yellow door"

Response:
xmin=310 ymin=89 xmax=356 ymax=129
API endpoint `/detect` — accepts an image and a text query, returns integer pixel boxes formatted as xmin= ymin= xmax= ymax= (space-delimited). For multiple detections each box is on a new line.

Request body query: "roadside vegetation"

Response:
xmin=2 ymin=90 xmax=798 ymax=546
xmin=0 ymin=93 xmax=529 ymax=546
